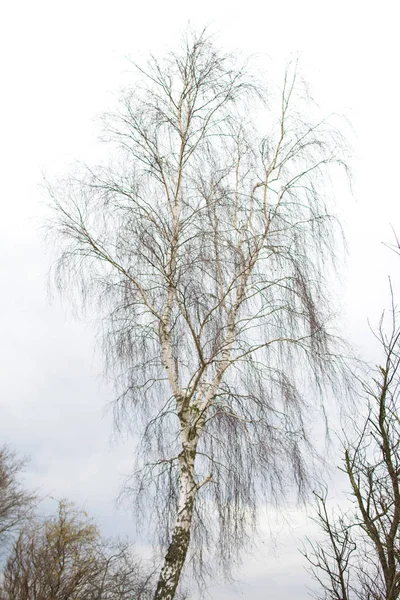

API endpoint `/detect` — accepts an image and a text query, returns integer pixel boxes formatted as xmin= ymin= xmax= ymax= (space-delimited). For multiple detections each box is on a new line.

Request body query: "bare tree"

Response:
xmin=0 ymin=500 xmax=153 ymax=600
xmin=47 ymin=30 xmax=350 ymax=599
xmin=88 ymin=537 xmax=155 ymax=600
xmin=304 ymin=301 xmax=400 ymax=600
xmin=0 ymin=446 xmax=36 ymax=552
xmin=302 ymin=490 xmax=355 ymax=600
xmin=0 ymin=500 xmax=100 ymax=600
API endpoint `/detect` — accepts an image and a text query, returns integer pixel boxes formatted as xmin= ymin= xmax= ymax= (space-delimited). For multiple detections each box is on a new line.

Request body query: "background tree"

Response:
xmin=48 ymin=30 xmax=350 ymax=599
xmin=0 ymin=499 xmax=153 ymax=600
xmin=0 ymin=446 xmax=36 ymax=552
xmin=303 ymin=300 xmax=400 ymax=600
xmin=302 ymin=490 xmax=355 ymax=600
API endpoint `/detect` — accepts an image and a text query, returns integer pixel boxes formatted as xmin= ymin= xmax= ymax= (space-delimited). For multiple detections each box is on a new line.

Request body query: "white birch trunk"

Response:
xmin=153 ymin=444 xmax=197 ymax=600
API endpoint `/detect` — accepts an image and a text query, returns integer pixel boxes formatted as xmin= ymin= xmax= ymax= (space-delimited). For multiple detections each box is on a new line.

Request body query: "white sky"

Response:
xmin=1 ymin=0 xmax=400 ymax=598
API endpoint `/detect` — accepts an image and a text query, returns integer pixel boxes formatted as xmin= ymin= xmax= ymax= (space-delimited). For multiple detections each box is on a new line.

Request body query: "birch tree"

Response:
xmin=48 ymin=30 xmax=350 ymax=599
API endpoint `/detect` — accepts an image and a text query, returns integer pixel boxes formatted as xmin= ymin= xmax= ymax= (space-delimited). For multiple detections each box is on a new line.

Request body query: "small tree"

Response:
xmin=302 ymin=491 xmax=355 ymax=600
xmin=304 ymin=302 xmax=400 ymax=600
xmin=0 ymin=500 xmax=152 ymax=600
xmin=0 ymin=446 xmax=36 ymax=552
xmin=1 ymin=500 xmax=100 ymax=600
xmin=48 ymin=30 xmax=350 ymax=599
xmin=89 ymin=541 xmax=154 ymax=600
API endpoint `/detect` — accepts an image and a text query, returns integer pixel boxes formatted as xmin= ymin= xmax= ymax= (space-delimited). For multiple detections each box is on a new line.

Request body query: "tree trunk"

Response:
xmin=153 ymin=449 xmax=197 ymax=600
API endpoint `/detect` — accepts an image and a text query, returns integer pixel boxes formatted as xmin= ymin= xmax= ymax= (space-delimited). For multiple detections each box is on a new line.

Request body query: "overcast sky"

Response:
xmin=1 ymin=1 xmax=400 ymax=598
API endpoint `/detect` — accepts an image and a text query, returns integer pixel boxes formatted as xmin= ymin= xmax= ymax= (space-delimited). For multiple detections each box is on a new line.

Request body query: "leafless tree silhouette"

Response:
xmin=0 ymin=447 xmax=36 ymax=553
xmin=302 ymin=490 xmax=355 ymax=600
xmin=0 ymin=500 xmax=154 ymax=600
xmin=47 ymin=30 xmax=350 ymax=599
xmin=304 ymin=297 xmax=400 ymax=600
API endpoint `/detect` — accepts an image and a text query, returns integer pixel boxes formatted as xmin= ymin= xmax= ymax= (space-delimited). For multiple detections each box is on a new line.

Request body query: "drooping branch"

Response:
xmin=48 ymin=28 xmax=351 ymax=598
